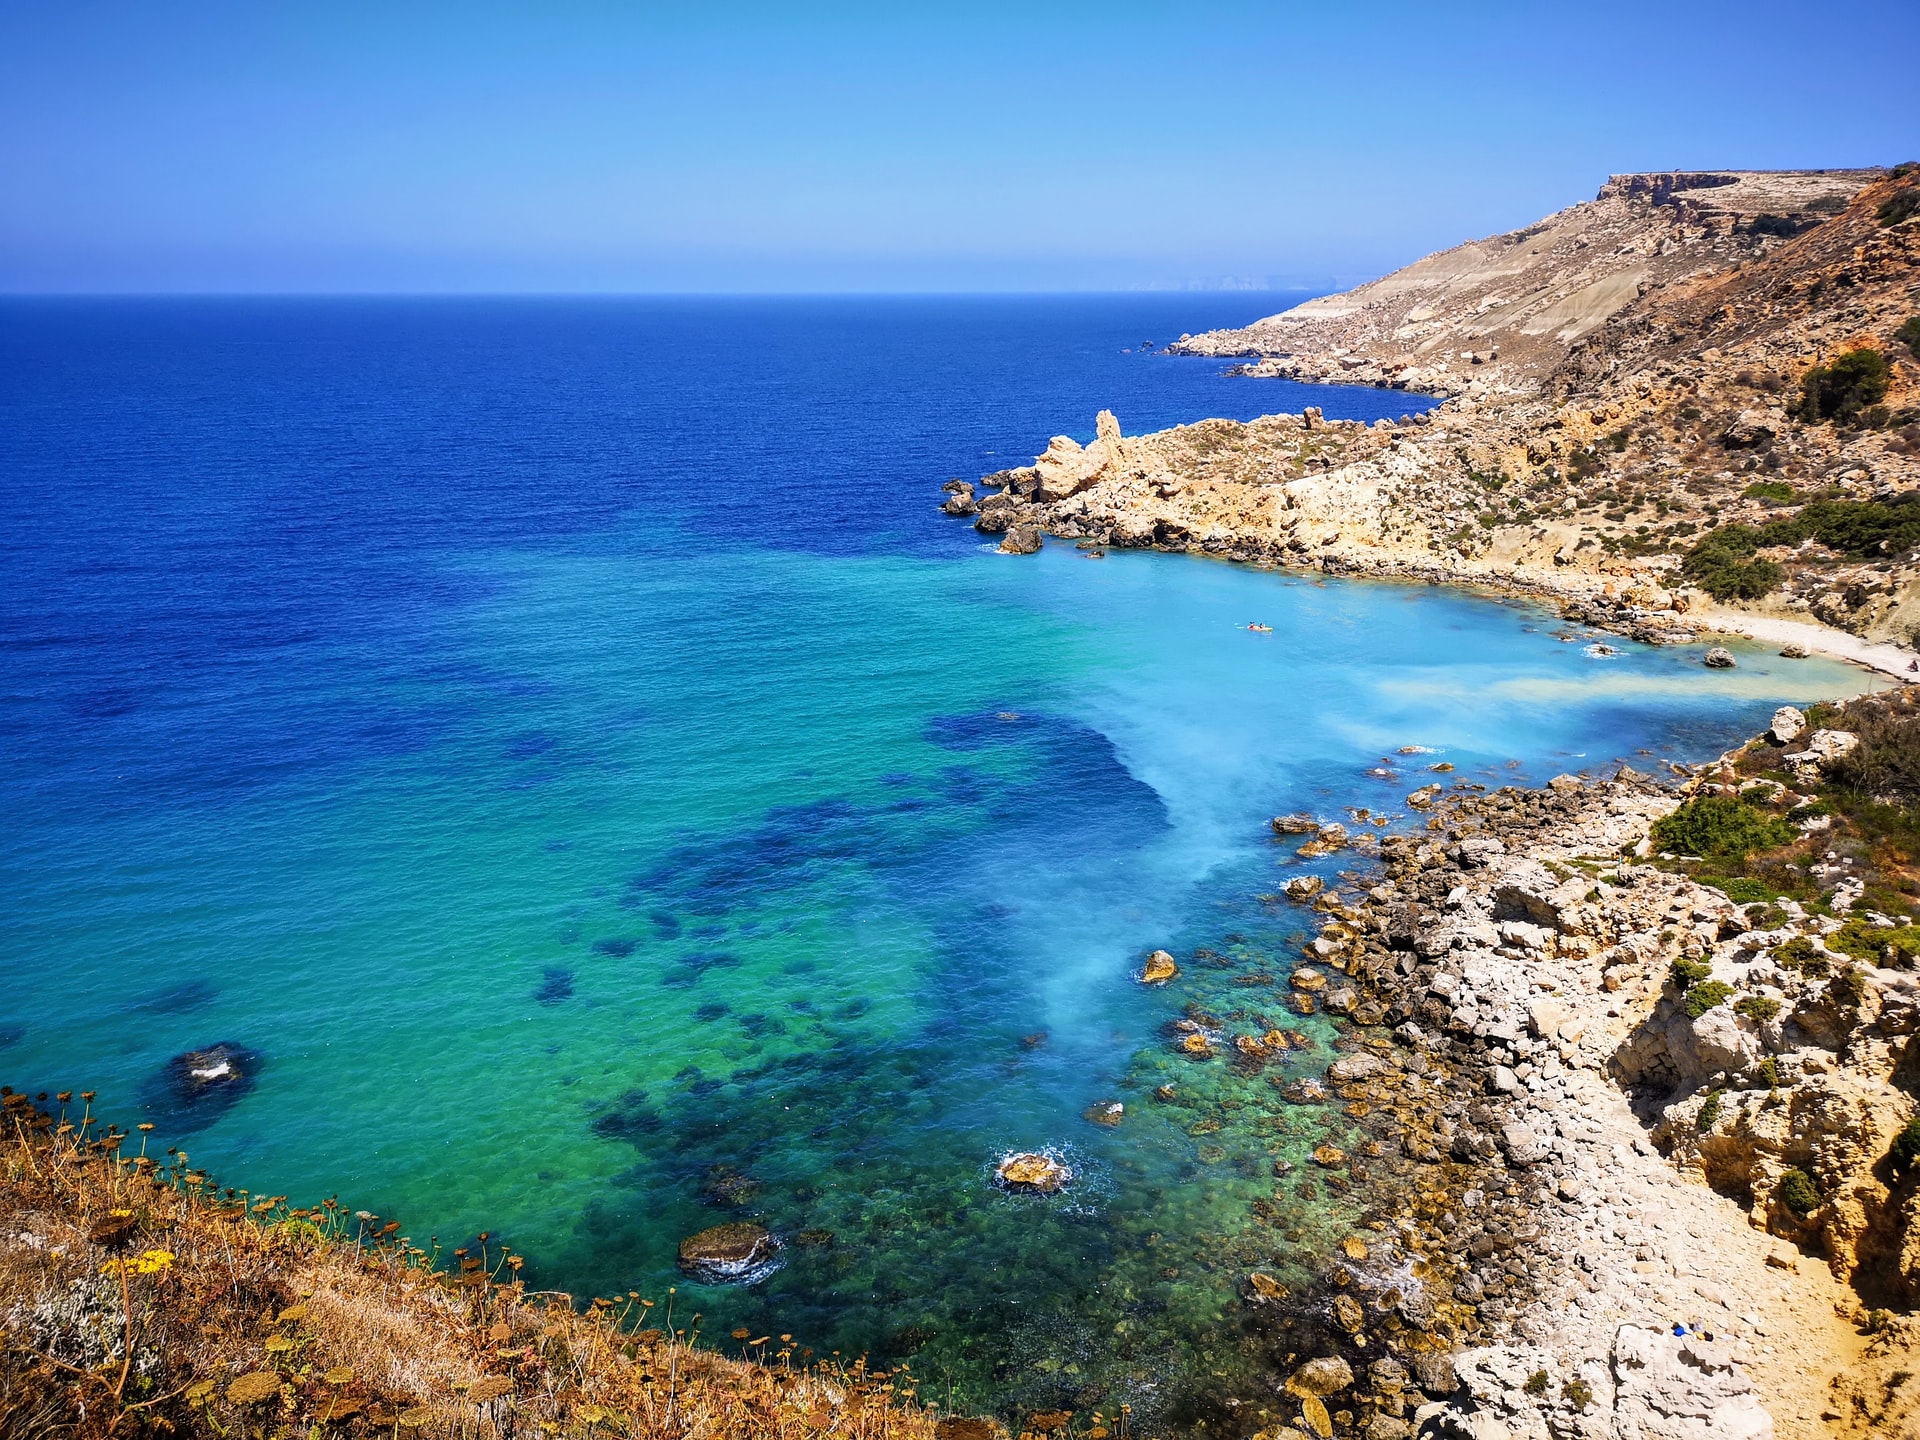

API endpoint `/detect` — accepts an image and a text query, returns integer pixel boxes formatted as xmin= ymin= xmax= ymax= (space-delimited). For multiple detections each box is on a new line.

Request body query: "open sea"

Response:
xmin=0 ymin=296 xmax=1875 ymax=1426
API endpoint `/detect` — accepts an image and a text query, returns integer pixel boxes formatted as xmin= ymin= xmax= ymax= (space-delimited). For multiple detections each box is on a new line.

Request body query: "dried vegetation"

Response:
xmin=0 ymin=1089 xmax=959 ymax=1440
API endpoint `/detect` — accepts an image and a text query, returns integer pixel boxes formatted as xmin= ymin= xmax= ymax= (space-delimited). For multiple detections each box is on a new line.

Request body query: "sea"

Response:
xmin=0 ymin=296 xmax=1874 ymax=1426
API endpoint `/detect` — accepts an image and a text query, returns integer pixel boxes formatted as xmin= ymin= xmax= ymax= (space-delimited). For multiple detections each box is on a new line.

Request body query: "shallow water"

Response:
xmin=0 ymin=297 xmax=1878 ymax=1423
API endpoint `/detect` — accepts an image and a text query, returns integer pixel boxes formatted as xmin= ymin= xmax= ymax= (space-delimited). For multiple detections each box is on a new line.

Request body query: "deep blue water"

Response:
xmin=0 ymin=296 xmax=1869 ymax=1428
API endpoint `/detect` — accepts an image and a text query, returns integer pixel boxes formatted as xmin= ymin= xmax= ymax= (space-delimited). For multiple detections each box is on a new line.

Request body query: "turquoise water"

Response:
xmin=0 ymin=298 xmax=1877 ymax=1427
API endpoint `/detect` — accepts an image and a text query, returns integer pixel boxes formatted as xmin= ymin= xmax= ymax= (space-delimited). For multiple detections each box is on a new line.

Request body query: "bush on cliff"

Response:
xmin=1823 ymin=701 xmax=1920 ymax=806
xmin=1682 ymin=493 xmax=1920 ymax=597
xmin=1889 ymin=1116 xmax=1920 ymax=1172
xmin=1652 ymin=796 xmax=1795 ymax=860
xmin=1683 ymin=980 xmax=1735 ymax=1019
xmin=1898 ymin=315 xmax=1920 ymax=356
xmin=1794 ymin=348 xmax=1890 ymax=424
xmin=1779 ymin=1168 xmax=1820 ymax=1216
xmin=0 ymin=1088 xmax=944 ymax=1440
xmin=1880 ymin=189 xmax=1920 ymax=227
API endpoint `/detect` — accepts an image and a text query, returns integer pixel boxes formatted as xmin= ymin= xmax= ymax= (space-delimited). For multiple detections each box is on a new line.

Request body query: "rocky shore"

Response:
xmin=946 ymin=167 xmax=1920 ymax=668
xmin=1236 ymin=696 xmax=1920 ymax=1440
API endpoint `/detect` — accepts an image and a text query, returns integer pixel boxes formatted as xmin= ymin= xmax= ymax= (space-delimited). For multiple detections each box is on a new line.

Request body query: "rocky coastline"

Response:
xmin=1221 ymin=691 xmax=1920 ymax=1440
xmin=943 ymin=166 xmax=1920 ymax=674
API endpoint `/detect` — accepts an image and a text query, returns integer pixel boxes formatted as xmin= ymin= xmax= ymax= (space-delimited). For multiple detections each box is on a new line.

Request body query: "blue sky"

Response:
xmin=3 ymin=1 xmax=1915 ymax=293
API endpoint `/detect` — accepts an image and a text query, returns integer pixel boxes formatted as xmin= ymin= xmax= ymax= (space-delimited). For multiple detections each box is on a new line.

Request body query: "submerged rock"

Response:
xmin=1082 ymin=1100 xmax=1124 ymax=1127
xmin=1179 ymin=1031 xmax=1216 ymax=1059
xmin=993 ymin=1151 xmax=1072 ymax=1195
xmin=1246 ymin=1271 xmax=1290 ymax=1303
xmin=147 ymin=1041 xmax=260 ymax=1133
xmin=677 ymin=1223 xmax=781 ymax=1284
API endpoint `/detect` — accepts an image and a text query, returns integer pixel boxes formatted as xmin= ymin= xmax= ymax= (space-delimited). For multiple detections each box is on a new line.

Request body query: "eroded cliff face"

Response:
xmin=1167 ymin=170 xmax=1881 ymax=398
xmin=962 ymin=168 xmax=1920 ymax=648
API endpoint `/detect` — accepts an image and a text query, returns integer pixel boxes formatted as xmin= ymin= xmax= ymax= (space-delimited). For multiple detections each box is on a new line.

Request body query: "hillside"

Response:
xmin=951 ymin=166 xmax=1920 ymax=651
xmin=1168 ymin=170 xmax=1881 ymax=397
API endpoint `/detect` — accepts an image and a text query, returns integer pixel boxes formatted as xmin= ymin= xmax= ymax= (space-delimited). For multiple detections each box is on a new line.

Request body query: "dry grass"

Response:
xmin=0 ymin=1088 xmax=978 ymax=1440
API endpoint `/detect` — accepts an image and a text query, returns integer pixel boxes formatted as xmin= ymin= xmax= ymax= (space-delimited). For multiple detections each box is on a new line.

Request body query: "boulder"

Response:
xmin=998 ymin=525 xmax=1043 ymax=555
xmin=677 ymin=1223 xmax=782 ymax=1284
xmin=1286 ymin=1355 xmax=1354 ymax=1398
xmin=940 ymin=483 xmax=977 ymax=517
xmin=1285 ymin=875 xmax=1325 ymax=901
xmin=1788 ymin=729 xmax=1860 ymax=773
xmin=1768 ymin=706 xmax=1806 ymax=745
xmin=1272 ymin=813 xmax=1322 ymax=834
xmin=1140 ymin=950 xmax=1179 ymax=985
xmin=994 ymin=1151 xmax=1072 ymax=1195
xmin=1721 ymin=411 xmax=1776 ymax=449
xmin=1779 ymin=642 xmax=1811 ymax=659
xmin=973 ymin=495 xmax=1019 ymax=534
xmin=1703 ymin=646 xmax=1737 ymax=669
xmin=1499 ymin=1123 xmax=1551 ymax=1166
xmin=1328 ymin=1052 xmax=1385 ymax=1083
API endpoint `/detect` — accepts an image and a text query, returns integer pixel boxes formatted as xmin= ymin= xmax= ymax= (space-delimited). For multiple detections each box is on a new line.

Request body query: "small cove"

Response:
xmin=0 ymin=297 xmax=1881 ymax=1426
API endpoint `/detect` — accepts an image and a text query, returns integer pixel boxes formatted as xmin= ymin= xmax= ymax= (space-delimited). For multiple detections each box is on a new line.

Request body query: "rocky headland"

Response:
xmin=946 ymin=166 xmax=1920 ymax=664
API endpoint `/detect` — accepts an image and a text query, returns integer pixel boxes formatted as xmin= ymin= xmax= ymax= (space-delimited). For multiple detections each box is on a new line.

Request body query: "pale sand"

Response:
xmin=1692 ymin=605 xmax=1916 ymax=681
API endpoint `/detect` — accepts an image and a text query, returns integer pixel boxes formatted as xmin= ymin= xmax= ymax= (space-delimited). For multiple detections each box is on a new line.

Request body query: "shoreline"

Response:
xmin=1258 ymin=764 xmax=1858 ymax=1438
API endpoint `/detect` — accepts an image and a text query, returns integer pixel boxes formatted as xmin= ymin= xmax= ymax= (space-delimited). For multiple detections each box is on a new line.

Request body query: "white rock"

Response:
xmin=1611 ymin=1324 xmax=1773 ymax=1439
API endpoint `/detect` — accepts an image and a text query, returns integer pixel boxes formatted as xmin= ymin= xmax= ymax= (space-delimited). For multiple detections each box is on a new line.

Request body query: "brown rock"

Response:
xmin=994 ymin=1151 xmax=1072 ymax=1195
xmin=1140 ymin=950 xmax=1179 ymax=984
xmin=677 ymin=1223 xmax=781 ymax=1283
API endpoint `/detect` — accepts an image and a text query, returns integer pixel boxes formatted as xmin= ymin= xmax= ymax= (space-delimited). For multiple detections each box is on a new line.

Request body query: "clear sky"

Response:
xmin=3 ymin=1 xmax=1915 ymax=294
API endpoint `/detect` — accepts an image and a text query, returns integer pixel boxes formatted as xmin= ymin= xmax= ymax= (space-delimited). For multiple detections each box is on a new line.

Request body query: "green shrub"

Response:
xmin=1697 ymin=1088 xmax=1724 ymax=1132
xmin=1828 ymin=917 xmax=1920 ymax=966
xmin=1774 ymin=936 xmax=1830 ymax=976
xmin=1607 ymin=429 xmax=1631 ymax=453
xmin=1743 ymin=480 xmax=1796 ymax=504
xmin=1735 ymin=994 xmax=1782 ymax=1022
xmin=1899 ymin=316 xmax=1920 ymax=356
xmin=1795 ymin=348 xmax=1891 ymax=424
xmin=1757 ymin=1057 xmax=1781 ymax=1088
xmin=1890 ymin=1116 xmax=1920 ymax=1171
xmin=1685 ymin=980 xmax=1735 ymax=1018
xmin=1831 ymin=965 xmax=1870 ymax=1007
xmin=1523 ymin=1370 xmax=1549 ymax=1396
xmin=1684 ymin=493 xmax=1920 ymax=595
xmin=1715 ymin=876 xmax=1778 ymax=904
xmin=1652 ymin=796 xmax=1796 ymax=860
xmin=1563 ymin=1379 xmax=1593 ymax=1411
xmin=1881 ymin=190 xmax=1920 ymax=227
xmin=1779 ymin=1167 xmax=1820 ymax=1216
xmin=1823 ymin=705 xmax=1920 ymax=805
xmin=1671 ymin=956 xmax=1714 ymax=990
